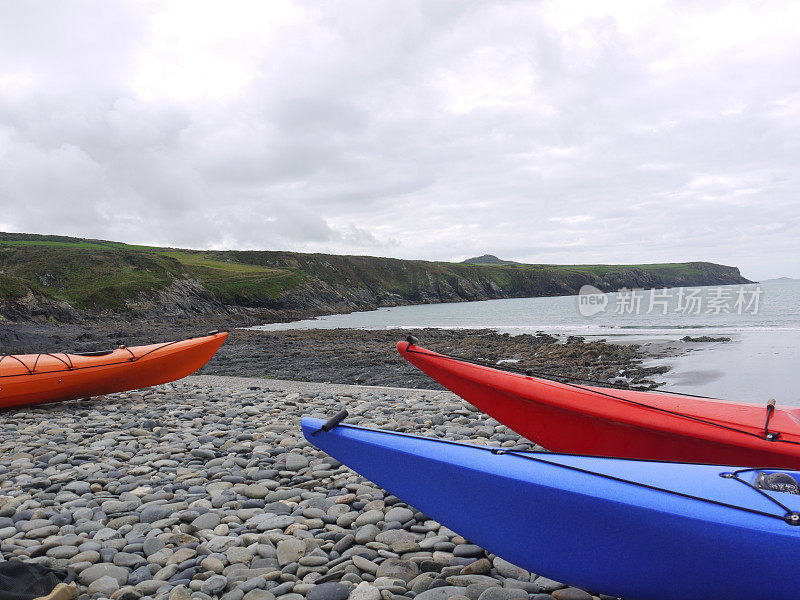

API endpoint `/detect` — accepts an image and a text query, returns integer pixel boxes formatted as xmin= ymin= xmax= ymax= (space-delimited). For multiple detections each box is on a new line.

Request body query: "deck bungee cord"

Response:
xmin=0 ymin=331 xmax=220 ymax=378
xmin=314 ymin=412 xmax=800 ymax=526
xmin=403 ymin=338 xmax=793 ymax=446
xmin=722 ymin=467 xmax=800 ymax=524
xmin=0 ymin=341 xmax=176 ymax=377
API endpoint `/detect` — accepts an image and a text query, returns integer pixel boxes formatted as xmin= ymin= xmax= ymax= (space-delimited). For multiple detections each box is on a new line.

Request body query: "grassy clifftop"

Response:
xmin=0 ymin=232 xmax=751 ymax=322
xmin=0 ymin=234 xmax=304 ymax=310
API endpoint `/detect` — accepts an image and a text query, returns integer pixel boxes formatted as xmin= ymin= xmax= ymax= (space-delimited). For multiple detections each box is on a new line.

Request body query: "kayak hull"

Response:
xmin=0 ymin=332 xmax=227 ymax=409
xmin=398 ymin=341 xmax=800 ymax=469
xmin=302 ymin=416 xmax=800 ymax=600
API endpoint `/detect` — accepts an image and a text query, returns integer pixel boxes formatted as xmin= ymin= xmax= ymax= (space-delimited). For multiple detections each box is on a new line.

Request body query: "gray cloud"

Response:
xmin=0 ymin=1 xmax=798 ymax=278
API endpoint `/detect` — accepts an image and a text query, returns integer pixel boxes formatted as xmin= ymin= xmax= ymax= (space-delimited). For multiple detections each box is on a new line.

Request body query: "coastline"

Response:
xmin=12 ymin=313 xmax=794 ymax=404
xmin=0 ymin=322 xmax=679 ymax=391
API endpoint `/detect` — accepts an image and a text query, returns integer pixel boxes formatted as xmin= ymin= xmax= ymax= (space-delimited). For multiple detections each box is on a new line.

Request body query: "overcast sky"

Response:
xmin=0 ymin=1 xmax=798 ymax=278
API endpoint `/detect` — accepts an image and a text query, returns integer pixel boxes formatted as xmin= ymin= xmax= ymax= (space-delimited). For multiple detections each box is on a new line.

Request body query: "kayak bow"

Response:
xmin=303 ymin=414 xmax=800 ymax=600
xmin=398 ymin=339 xmax=800 ymax=469
xmin=0 ymin=331 xmax=227 ymax=409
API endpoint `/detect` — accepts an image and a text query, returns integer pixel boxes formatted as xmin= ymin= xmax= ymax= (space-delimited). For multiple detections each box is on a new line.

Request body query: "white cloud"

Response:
xmin=0 ymin=0 xmax=798 ymax=278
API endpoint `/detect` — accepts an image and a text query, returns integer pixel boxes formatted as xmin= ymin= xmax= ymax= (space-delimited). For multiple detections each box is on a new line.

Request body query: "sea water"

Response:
xmin=254 ymin=279 xmax=800 ymax=405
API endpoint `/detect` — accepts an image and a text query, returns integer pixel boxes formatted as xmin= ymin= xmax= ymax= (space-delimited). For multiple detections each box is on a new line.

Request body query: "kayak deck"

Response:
xmin=0 ymin=331 xmax=227 ymax=409
xmin=302 ymin=415 xmax=800 ymax=600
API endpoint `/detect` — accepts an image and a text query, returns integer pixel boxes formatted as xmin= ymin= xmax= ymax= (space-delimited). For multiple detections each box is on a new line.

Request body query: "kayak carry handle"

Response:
xmin=765 ymin=399 xmax=779 ymax=440
xmin=312 ymin=410 xmax=349 ymax=436
xmin=406 ymin=335 xmax=419 ymax=346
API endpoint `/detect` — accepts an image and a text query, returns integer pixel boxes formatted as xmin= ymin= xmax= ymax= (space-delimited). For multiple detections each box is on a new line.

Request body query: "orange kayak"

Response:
xmin=0 ymin=331 xmax=227 ymax=409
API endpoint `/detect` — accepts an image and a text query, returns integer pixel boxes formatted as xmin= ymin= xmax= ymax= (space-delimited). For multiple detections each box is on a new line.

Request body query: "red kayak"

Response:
xmin=398 ymin=339 xmax=800 ymax=469
xmin=0 ymin=331 xmax=227 ymax=410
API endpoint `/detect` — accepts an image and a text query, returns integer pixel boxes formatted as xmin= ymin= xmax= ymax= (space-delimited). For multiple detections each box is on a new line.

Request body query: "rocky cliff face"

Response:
xmin=254 ymin=261 xmax=751 ymax=317
xmin=0 ymin=289 xmax=78 ymax=322
xmin=127 ymin=261 xmax=751 ymax=324
xmin=0 ymin=253 xmax=751 ymax=325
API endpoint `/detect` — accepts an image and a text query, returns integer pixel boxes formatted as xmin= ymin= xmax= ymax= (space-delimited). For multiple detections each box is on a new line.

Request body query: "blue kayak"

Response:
xmin=301 ymin=415 xmax=800 ymax=600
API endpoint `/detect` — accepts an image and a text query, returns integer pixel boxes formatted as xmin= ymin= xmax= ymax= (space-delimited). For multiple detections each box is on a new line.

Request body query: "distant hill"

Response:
xmin=462 ymin=254 xmax=520 ymax=265
xmin=0 ymin=232 xmax=752 ymax=324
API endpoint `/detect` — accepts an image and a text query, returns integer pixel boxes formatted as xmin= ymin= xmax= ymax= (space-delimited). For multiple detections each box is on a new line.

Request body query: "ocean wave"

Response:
xmin=378 ymin=324 xmax=800 ymax=335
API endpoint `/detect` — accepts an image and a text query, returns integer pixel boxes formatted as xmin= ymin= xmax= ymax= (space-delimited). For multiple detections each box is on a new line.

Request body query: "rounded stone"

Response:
xmin=88 ymin=575 xmax=121 ymax=597
xmin=69 ymin=550 xmax=101 ymax=565
xmin=143 ymin=537 xmax=165 ymax=557
xmin=192 ymin=512 xmax=221 ymax=531
xmin=285 ymin=454 xmax=309 ymax=471
xmin=165 ymin=548 xmax=194 ymax=568
xmin=415 ymin=587 xmax=473 ymax=600
xmin=551 ymin=588 xmax=593 ymax=600
xmin=375 ymin=530 xmax=416 ymax=545
xmin=352 ymin=556 xmax=379 ymax=575
xmin=349 ymin=582 xmax=380 ymax=600
xmin=354 ymin=510 xmax=384 ymax=527
xmin=201 ymin=556 xmax=226 ymax=574
xmin=111 ymin=586 xmax=142 ymax=600
xmin=227 ymin=546 xmax=254 ymax=564
xmin=128 ymin=565 xmax=153 ymax=586
xmin=306 ymin=582 xmax=349 ymax=600
xmin=243 ymin=485 xmax=271 ymax=499
xmin=277 ymin=538 xmax=305 ymax=566
xmin=375 ymin=558 xmax=419 ymax=583
xmin=140 ymin=506 xmax=169 ymax=524
xmin=48 ymin=546 xmax=80 ymax=559
xmin=243 ymin=591 xmax=276 ymax=600
xmin=492 ymin=558 xmax=528 ymax=580
xmin=201 ymin=575 xmax=229 ymax=595
xmin=114 ymin=552 xmax=146 ymax=568
xmin=477 ymin=588 xmax=528 ymax=600
xmin=532 ymin=578 xmax=566 ymax=594
xmin=461 ymin=559 xmax=491 ymax=576
xmin=79 ymin=563 xmax=130 ymax=586
xmin=384 ymin=507 xmax=414 ymax=524
xmin=354 ymin=525 xmax=380 ymax=545
xmin=453 ymin=544 xmax=484 ymax=558
xmin=102 ymin=500 xmax=140 ymax=515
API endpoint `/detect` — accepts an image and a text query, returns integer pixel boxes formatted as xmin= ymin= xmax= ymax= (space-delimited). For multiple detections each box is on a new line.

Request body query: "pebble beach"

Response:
xmin=0 ymin=375 xmax=610 ymax=600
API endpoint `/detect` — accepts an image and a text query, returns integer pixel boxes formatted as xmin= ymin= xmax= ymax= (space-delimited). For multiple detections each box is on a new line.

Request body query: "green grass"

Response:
xmin=0 ymin=231 xmax=745 ymax=312
xmin=563 ymin=263 xmax=705 ymax=276
xmin=0 ymin=273 xmax=34 ymax=300
xmin=0 ymin=240 xmax=115 ymax=250
xmin=157 ymin=251 xmax=275 ymax=273
xmin=0 ymin=234 xmax=310 ymax=308
xmin=0 ymin=245 xmax=184 ymax=309
xmin=152 ymin=250 xmax=307 ymax=302
xmin=193 ymin=266 xmax=306 ymax=303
